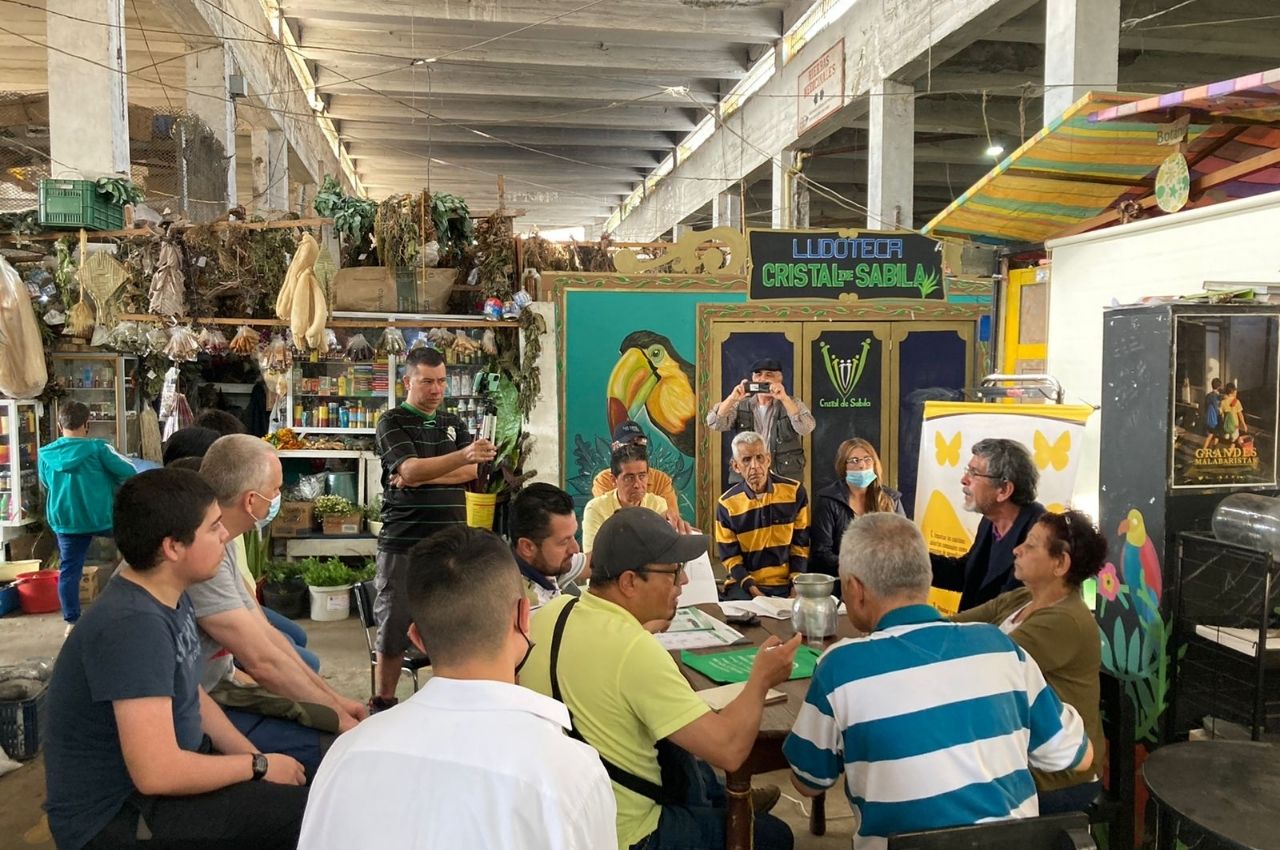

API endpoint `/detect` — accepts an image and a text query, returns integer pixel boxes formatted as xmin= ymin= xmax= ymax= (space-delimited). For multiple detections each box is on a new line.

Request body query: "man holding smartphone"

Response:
xmin=707 ymin=357 xmax=815 ymax=482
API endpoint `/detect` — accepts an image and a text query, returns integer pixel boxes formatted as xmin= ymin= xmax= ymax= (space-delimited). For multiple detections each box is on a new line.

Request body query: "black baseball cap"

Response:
xmin=750 ymin=357 xmax=782 ymax=373
xmin=612 ymin=420 xmax=647 ymax=445
xmin=592 ymin=508 xmax=709 ymax=580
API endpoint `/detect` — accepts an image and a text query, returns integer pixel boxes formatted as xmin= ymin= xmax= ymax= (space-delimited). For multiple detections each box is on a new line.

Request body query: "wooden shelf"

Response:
xmin=117 ymin=313 xmax=518 ymax=329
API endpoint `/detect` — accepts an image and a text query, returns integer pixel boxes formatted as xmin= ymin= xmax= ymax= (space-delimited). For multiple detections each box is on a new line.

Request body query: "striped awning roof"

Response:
xmin=1089 ymin=67 xmax=1280 ymax=125
xmin=923 ymin=91 xmax=1215 ymax=243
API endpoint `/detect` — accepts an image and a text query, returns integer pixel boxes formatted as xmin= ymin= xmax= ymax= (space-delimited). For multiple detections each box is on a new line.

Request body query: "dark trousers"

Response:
xmin=629 ymin=747 xmax=793 ymax=850
xmin=83 ymin=782 xmax=308 ymax=850
xmin=722 ymin=582 xmax=792 ymax=601
xmin=224 ymin=709 xmax=334 ymax=779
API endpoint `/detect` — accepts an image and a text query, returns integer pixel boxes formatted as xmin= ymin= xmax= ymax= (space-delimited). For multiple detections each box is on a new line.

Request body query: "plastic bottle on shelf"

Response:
xmin=340 ymin=406 xmax=350 ymax=429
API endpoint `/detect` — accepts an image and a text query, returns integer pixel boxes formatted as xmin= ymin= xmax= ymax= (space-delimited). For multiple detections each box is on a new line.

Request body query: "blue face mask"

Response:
xmin=846 ymin=470 xmax=877 ymax=489
xmin=253 ymin=491 xmax=282 ymax=530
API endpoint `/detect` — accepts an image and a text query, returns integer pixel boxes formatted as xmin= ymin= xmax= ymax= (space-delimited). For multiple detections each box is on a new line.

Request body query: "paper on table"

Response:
xmin=655 ymin=611 xmax=746 ymax=651
xmin=718 ymin=596 xmax=793 ymax=620
xmin=676 ymin=552 xmax=719 ymax=608
xmin=698 ymin=682 xmax=787 ymax=711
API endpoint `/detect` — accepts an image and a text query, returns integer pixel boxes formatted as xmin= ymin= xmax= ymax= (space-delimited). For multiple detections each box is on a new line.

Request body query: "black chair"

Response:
xmin=1086 ymin=671 xmax=1137 ymax=850
xmin=888 ymin=812 xmax=1095 ymax=850
xmin=351 ymin=580 xmax=431 ymax=698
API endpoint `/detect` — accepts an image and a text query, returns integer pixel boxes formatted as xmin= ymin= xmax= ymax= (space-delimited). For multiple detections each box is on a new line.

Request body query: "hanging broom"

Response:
xmin=65 ymin=229 xmax=96 ymax=338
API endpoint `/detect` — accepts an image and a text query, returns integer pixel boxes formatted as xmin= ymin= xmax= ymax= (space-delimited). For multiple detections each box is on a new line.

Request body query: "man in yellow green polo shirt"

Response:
xmin=521 ymin=508 xmax=800 ymax=850
xmin=581 ymin=443 xmax=672 ymax=556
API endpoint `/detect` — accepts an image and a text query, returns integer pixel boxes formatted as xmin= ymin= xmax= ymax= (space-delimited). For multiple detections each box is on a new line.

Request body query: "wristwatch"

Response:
xmin=250 ymin=752 xmax=268 ymax=781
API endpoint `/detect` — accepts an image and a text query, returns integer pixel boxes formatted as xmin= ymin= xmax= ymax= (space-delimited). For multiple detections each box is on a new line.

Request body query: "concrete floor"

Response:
xmin=0 ymin=608 xmax=853 ymax=849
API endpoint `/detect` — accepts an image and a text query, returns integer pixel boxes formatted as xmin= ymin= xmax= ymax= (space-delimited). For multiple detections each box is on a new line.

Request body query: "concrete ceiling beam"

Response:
xmin=325 ymin=95 xmax=699 ymax=131
xmin=276 ymin=0 xmax=782 ymax=44
xmin=345 ymin=142 xmax=663 ymax=169
xmin=333 ymin=123 xmax=676 ymax=150
xmin=297 ymin=28 xmax=750 ymax=79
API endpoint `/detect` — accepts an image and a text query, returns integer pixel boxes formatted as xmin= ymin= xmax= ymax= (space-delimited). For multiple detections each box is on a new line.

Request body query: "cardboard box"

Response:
xmin=79 ymin=565 xmax=106 ymax=606
xmin=273 ymin=502 xmax=314 ymax=538
xmin=321 ymin=512 xmax=363 ymax=535
xmin=416 ymin=267 xmax=457 ymax=312
xmin=332 ymin=266 xmax=397 ymax=312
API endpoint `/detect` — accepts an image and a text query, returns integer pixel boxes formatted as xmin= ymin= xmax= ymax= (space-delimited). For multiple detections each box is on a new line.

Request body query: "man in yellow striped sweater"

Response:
xmin=717 ymin=431 xmax=810 ymax=599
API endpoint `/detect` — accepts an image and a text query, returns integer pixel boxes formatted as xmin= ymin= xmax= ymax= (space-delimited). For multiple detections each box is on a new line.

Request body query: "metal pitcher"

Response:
xmin=792 ymin=574 xmax=837 ymax=646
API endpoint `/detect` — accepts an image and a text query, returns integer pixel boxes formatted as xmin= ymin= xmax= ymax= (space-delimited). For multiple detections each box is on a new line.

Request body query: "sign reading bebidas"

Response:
xmin=747 ymin=229 xmax=945 ymax=301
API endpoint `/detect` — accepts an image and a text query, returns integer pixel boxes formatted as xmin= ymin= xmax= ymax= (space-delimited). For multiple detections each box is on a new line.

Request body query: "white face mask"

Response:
xmin=252 ymin=490 xmax=282 ymax=531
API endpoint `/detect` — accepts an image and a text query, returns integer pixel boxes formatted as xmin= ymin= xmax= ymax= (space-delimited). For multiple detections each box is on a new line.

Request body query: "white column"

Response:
xmin=1044 ymin=0 xmax=1120 ymax=125
xmin=185 ymin=45 xmax=237 ymax=210
xmin=772 ymin=151 xmax=798 ymax=228
xmin=47 ymin=0 xmax=129 ymax=179
xmin=866 ymin=79 xmax=914 ymax=231
xmin=251 ymin=128 xmax=290 ymax=212
xmin=711 ymin=189 xmax=742 ymax=231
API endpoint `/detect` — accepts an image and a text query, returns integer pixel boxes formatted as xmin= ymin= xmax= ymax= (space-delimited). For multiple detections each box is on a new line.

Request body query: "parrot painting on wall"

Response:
xmin=1118 ymin=508 xmax=1163 ymax=624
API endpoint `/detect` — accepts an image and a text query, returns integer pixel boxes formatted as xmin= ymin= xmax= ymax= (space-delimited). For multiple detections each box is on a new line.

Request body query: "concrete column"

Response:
xmin=866 ymin=79 xmax=914 ymax=230
xmin=251 ymin=128 xmax=290 ymax=212
xmin=185 ymin=45 xmax=237 ymax=210
xmin=772 ymin=151 xmax=798 ymax=228
xmin=711 ymin=189 xmax=742 ymax=232
xmin=794 ymin=182 xmax=810 ymax=228
xmin=1043 ymin=0 xmax=1120 ymax=125
xmin=47 ymin=0 xmax=129 ymax=179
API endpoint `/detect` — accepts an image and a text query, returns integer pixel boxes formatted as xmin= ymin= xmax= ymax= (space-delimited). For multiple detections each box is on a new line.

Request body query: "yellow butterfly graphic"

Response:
xmin=934 ymin=431 xmax=961 ymax=467
xmin=1034 ymin=430 xmax=1071 ymax=471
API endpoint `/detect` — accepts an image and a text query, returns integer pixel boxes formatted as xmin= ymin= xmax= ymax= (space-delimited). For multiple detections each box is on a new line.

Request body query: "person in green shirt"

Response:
xmin=521 ymin=507 xmax=801 ymax=850
xmin=38 ymin=400 xmax=136 ymax=631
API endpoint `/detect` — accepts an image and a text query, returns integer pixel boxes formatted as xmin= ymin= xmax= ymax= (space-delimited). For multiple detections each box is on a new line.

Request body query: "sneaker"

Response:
xmin=750 ymin=785 xmax=781 ymax=815
xmin=368 ymin=695 xmax=399 ymax=714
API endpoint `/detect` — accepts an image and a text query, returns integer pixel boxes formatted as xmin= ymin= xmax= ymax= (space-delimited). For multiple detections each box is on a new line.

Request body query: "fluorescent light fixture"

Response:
xmin=985 ymin=143 xmax=1005 ymax=158
xmin=411 ymin=58 xmax=437 ymax=65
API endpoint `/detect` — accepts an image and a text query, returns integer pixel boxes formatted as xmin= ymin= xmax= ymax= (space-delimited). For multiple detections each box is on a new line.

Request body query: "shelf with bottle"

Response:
xmin=54 ymin=363 xmax=117 ymax=391
xmin=293 ymin=398 xmax=386 ymax=431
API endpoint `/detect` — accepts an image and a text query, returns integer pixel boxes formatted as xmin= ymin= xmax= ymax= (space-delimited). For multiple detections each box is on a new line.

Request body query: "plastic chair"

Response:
xmin=1086 ymin=671 xmax=1136 ymax=850
xmin=351 ymin=580 xmax=431 ymax=697
xmin=887 ymin=812 xmax=1095 ymax=850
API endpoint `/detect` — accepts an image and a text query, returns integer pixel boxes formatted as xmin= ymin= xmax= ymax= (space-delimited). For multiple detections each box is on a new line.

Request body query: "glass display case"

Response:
xmin=0 ymin=399 xmax=41 ymax=528
xmin=50 ymin=352 xmax=139 ymax=454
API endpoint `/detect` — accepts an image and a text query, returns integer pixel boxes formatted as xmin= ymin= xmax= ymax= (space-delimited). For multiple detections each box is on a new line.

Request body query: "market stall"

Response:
xmin=0 ymin=178 xmax=539 ymax=584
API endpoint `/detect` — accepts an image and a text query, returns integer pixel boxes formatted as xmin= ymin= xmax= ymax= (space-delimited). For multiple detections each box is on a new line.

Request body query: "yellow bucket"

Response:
xmin=465 ymin=492 xmax=498 ymax=530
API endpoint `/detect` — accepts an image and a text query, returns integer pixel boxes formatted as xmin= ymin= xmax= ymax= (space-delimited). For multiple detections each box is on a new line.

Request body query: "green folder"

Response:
xmin=681 ymin=644 xmax=822 ymax=685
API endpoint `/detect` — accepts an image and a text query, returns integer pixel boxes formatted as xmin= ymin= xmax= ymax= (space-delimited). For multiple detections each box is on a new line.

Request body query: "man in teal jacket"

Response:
xmin=38 ymin=401 xmax=136 ymax=631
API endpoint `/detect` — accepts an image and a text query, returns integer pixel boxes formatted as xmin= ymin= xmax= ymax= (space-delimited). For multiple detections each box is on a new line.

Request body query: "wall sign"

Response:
xmin=797 ymin=40 xmax=844 ymax=135
xmin=747 ymin=228 xmax=945 ymax=301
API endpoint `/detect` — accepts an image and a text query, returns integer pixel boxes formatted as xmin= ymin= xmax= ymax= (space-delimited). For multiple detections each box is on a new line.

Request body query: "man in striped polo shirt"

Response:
xmin=716 ymin=430 xmax=810 ymax=599
xmin=784 ymin=513 xmax=1092 ymax=849
xmin=371 ymin=347 xmax=496 ymax=711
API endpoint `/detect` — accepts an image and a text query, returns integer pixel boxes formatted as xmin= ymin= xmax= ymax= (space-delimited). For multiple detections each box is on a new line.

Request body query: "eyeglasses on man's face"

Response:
xmin=963 ymin=466 xmax=1003 ymax=480
xmin=639 ymin=563 xmax=686 ymax=582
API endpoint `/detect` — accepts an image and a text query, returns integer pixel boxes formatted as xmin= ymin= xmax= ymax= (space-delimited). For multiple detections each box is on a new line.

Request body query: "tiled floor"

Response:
xmin=0 ymin=608 xmax=852 ymax=848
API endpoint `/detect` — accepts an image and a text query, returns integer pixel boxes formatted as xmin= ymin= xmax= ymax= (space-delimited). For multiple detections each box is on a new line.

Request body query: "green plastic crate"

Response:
xmin=38 ymin=179 xmax=124 ymax=231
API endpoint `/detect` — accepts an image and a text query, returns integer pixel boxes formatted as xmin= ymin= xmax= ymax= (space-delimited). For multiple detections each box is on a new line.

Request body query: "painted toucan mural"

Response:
xmin=561 ymin=286 xmax=748 ymax=522
xmin=606 ymin=331 xmax=697 ymax=458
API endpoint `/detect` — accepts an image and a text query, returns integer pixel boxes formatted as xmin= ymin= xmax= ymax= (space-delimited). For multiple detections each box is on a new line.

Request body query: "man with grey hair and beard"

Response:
xmin=930 ymin=437 xmax=1045 ymax=611
xmin=784 ymin=513 xmax=1092 ymax=849
xmin=192 ymin=434 xmax=367 ymax=774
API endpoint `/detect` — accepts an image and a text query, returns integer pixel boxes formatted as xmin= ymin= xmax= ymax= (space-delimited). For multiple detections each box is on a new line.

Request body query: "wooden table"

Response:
xmin=677 ymin=606 xmax=858 ymax=850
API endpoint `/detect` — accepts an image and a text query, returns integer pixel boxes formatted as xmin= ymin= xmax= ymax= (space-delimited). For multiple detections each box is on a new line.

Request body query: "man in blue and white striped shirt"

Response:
xmin=784 ymin=513 xmax=1092 ymax=849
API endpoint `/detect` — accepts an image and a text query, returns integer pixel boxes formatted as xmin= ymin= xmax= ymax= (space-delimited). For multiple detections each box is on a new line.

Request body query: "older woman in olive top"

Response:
xmin=952 ymin=509 xmax=1108 ymax=814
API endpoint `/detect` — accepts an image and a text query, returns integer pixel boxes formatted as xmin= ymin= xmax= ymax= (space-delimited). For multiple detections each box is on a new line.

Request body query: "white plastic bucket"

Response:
xmin=309 ymin=584 xmax=352 ymax=621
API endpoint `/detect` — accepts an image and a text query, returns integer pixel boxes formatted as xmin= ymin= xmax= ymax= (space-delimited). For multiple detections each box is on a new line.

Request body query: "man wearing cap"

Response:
xmin=707 ymin=357 xmax=814 ymax=482
xmin=522 ymin=507 xmax=800 ymax=850
xmin=593 ymin=419 xmax=679 ymax=517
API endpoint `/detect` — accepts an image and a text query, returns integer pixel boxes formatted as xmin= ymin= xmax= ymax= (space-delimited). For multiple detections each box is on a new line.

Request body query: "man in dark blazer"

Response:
xmin=930 ymin=438 xmax=1045 ymax=611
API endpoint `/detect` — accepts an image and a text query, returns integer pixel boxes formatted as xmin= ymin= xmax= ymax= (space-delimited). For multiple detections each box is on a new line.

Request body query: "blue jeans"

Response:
xmin=629 ymin=748 xmax=793 ymax=850
xmin=223 ymin=709 xmax=334 ymax=779
xmin=55 ymin=530 xmax=112 ymax=624
xmin=261 ymin=606 xmax=321 ymax=673
xmin=1038 ymin=780 xmax=1102 ymax=815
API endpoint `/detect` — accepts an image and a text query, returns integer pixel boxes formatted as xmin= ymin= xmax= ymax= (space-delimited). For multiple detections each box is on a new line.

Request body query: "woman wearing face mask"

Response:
xmin=810 ymin=439 xmax=905 ymax=584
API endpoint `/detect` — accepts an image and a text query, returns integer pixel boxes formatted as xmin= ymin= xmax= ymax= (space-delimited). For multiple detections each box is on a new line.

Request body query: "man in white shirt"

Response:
xmin=299 ymin=524 xmax=617 ymax=850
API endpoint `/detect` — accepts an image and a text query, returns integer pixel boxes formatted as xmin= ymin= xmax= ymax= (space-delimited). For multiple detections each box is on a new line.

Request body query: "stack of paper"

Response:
xmin=698 ymin=682 xmax=788 ymax=711
xmin=719 ymin=597 xmax=794 ymax=620
xmin=654 ymin=606 xmax=746 ymax=650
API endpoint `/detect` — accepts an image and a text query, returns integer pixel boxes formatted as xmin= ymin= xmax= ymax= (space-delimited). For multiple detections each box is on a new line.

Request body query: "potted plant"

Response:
xmin=365 ymin=496 xmax=383 ymax=537
xmin=312 ymin=495 xmax=362 ymax=535
xmin=261 ymin=559 xmax=308 ymax=620
xmin=301 ymin=557 xmax=355 ymax=621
